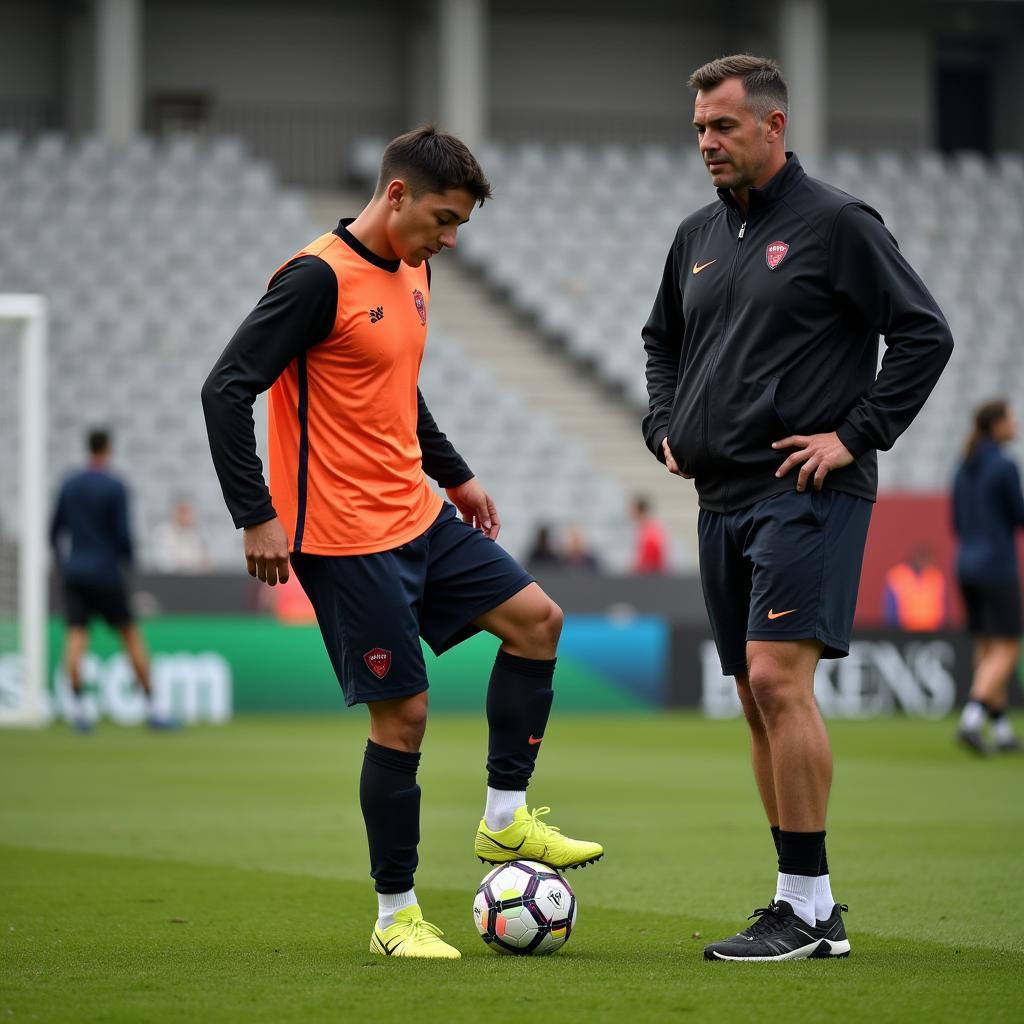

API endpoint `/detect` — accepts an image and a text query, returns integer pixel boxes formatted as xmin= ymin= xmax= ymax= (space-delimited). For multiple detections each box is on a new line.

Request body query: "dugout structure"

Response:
xmin=0 ymin=295 xmax=48 ymax=726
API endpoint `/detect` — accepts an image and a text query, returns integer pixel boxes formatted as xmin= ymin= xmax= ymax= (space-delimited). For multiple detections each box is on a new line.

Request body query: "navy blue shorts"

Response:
xmin=697 ymin=489 xmax=873 ymax=676
xmin=63 ymin=581 xmax=133 ymax=629
xmin=290 ymin=503 xmax=534 ymax=706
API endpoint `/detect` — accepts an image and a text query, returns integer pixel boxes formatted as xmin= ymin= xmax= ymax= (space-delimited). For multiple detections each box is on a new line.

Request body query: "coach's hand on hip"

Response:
xmin=662 ymin=437 xmax=694 ymax=479
xmin=447 ymin=477 xmax=500 ymax=540
xmin=243 ymin=517 xmax=290 ymax=585
xmin=773 ymin=431 xmax=854 ymax=492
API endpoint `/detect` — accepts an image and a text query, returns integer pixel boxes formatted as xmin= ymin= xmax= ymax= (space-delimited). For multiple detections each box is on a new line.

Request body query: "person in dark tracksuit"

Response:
xmin=953 ymin=399 xmax=1024 ymax=755
xmin=641 ymin=55 xmax=953 ymax=961
xmin=50 ymin=429 xmax=164 ymax=730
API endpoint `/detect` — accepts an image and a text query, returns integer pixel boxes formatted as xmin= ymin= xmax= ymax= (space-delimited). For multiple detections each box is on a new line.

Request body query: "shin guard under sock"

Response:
xmin=360 ymin=739 xmax=421 ymax=894
xmin=485 ymin=650 xmax=555 ymax=791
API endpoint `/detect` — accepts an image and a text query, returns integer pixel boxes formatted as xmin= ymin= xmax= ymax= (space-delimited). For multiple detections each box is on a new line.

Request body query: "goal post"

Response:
xmin=0 ymin=294 xmax=48 ymax=727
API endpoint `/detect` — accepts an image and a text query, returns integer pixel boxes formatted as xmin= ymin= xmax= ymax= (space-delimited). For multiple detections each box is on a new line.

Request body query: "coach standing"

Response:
xmin=642 ymin=55 xmax=953 ymax=961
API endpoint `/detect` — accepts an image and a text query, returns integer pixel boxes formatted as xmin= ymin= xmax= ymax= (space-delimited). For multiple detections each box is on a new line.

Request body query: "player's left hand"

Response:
xmin=773 ymin=431 xmax=854 ymax=492
xmin=446 ymin=478 xmax=501 ymax=540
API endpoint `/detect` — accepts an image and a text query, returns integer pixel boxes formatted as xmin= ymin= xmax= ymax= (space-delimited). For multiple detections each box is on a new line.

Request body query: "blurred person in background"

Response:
xmin=525 ymin=523 xmax=563 ymax=571
xmin=50 ymin=429 xmax=170 ymax=730
xmin=202 ymin=125 xmax=602 ymax=961
xmin=953 ymin=399 xmax=1024 ymax=755
xmin=563 ymin=524 xmax=601 ymax=572
xmin=643 ymin=55 xmax=952 ymax=961
xmin=631 ymin=495 xmax=667 ymax=573
xmin=882 ymin=544 xmax=947 ymax=630
xmin=152 ymin=497 xmax=208 ymax=572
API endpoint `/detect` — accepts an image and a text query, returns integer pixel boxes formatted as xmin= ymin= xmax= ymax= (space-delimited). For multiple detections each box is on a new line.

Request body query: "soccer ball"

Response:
xmin=473 ymin=860 xmax=577 ymax=955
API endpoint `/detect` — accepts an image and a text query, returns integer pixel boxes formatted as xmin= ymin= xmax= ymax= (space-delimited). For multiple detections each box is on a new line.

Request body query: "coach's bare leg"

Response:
xmin=746 ymin=639 xmax=829 ymax=832
xmin=735 ymin=671 xmax=779 ymax=826
xmin=118 ymin=624 xmax=153 ymax=698
xmin=64 ymin=626 xmax=89 ymax=696
xmin=970 ymin=637 xmax=1020 ymax=711
xmin=474 ymin=583 xmax=563 ymax=659
xmin=368 ymin=692 xmax=429 ymax=753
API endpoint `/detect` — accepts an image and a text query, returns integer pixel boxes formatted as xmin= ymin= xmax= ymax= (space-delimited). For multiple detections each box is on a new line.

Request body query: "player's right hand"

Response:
xmin=662 ymin=437 xmax=694 ymax=479
xmin=243 ymin=517 xmax=290 ymax=586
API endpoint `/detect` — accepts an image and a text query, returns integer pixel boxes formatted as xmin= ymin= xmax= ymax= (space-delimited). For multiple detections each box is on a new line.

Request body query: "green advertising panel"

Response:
xmin=43 ymin=614 xmax=668 ymax=722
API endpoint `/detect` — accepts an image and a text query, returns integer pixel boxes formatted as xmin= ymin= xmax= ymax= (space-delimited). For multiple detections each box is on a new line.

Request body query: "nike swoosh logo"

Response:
xmin=477 ymin=833 xmax=526 ymax=852
xmin=528 ymin=735 xmax=543 ymax=745
xmin=692 ymin=259 xmax=717 ymax=274
xmin=767 ymin=608 xmax=798 ymax=620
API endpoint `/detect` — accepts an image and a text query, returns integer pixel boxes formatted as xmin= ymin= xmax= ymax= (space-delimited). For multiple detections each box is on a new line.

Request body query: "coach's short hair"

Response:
xmin=688 ymin=54 xmax=789 ymax=121
xmin=376 ymin=124 xmax=492 ymax=206
xmin=87 ymin=428 xmax=110 ymax=455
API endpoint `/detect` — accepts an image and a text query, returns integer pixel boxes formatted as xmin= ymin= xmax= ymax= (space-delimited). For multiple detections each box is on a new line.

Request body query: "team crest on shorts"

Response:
xmin=363 ymin=648 xmax=392 ymax=679
xmin=765 ymin=241 xmax=789 ymax=270
xmin=412 ymin=289 xmax=426 ymax=326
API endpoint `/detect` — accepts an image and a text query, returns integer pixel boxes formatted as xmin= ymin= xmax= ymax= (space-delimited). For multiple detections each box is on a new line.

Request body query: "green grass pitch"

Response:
xmin=2 ymin=713 xmax=1022 ymax=1022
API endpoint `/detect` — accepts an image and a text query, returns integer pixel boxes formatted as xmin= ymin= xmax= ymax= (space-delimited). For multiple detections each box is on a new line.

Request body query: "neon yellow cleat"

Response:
xmin=475 ymin=805 xmax=604 ymax=870
xmin=369 ymin=905 xmax=461 ymax=960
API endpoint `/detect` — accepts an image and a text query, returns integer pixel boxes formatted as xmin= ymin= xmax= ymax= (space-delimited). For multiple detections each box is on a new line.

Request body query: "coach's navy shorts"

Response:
xmin=290 ymin=503 xmax=534 ymax=706
xmin=697 ymin=489 xmax=873 ymax=676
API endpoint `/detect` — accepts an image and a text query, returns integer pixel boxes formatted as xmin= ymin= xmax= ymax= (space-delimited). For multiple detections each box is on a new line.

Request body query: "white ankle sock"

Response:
xmin=377 ymin=889 xmax=416 ymax=930
xmin=993 ymin=717 xmax=1015 ymax=743
xmin=484 ymin=788 xmax=526 ymax=831
xmin=814 ymin=874 xmax=835 ymax=923
xmin=775 ymin=872 xmax=817 ymax=927
xmin=960 ymin=701 xmax=986 ymax=731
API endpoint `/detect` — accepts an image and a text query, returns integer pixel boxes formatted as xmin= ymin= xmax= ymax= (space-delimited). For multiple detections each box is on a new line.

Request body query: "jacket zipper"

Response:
xmin=699 ymin=216 xmax=747 ymax=473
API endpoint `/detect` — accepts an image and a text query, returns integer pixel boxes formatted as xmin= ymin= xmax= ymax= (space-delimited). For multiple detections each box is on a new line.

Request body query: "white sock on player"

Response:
xmin=992 ymin=717 xmax=1015 ymax=744
xmin=377 ymin=888 xmax=417 ymax=930
xmin=814 ymin=874 xmax=835 ymax=922
xmin=775 ymin=872 xmax=817 ymax=927
xmin=484 ymin=787 xmax=526 ymax=831
xmin=960 ymin=701 xmax=986 ymax=731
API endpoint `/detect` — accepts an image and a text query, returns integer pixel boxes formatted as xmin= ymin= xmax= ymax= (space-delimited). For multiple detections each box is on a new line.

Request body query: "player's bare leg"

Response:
xmin=367 ymin=692 xmax=428 ymax=753
xmin=735 ymin=671 xmax=779 ymax=826
xmin=118 ymin=624 xmax=152 ymax=698
xmin=746 ymin=639 xmax=830 ymax=833
xmin=64 ymin=626 xmax=89 ymax=697
xmin=959 ymin=636 xmax=1022 ymax=752
xmin=64 ymin=626 xmax=92 ymax=731
xmin=473 ymin=583 xmax=603 ymax=869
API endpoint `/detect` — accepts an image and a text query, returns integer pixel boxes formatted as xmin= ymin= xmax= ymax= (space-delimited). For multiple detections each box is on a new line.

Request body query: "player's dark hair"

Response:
xmin=688 ymin=54 xmax=789 ymax=122
xmin=632 ymin=495 xmax=651 ymax=517
xmin=964 ymin=399 xmax=1010 ymax=459
xmin=87 ymin=428 xmax=111 ymax=455
xmin=376 ymin=124 xmax=492 ymax=206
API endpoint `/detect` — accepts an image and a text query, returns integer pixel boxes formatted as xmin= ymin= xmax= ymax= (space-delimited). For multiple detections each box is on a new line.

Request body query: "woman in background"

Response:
xmin=953 ymin=399 xmax=1024 ymax=754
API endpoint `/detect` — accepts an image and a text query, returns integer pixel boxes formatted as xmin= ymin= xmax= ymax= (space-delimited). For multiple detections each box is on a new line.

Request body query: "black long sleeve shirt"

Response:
xmin=642 ymin=154 xmax=954 ymax=513
xmin=201 ymin=246 xmax=472 ymax=530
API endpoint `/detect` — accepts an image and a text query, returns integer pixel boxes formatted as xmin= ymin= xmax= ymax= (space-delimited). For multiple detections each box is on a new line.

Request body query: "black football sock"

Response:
xmin=770 ymin=824 xmax=781 ymax=857
xmin=814 ymin=839 xmax=835 ymax=921
xmin=359 ymin=739 xmax=421 ymax=894
xmin=778 ymin=830 xmax=826 ymax=877
xmin=485 ymin=650 xmax=555 ymax=792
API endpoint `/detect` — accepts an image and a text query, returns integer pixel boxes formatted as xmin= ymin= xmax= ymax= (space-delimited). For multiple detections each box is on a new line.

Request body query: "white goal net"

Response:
xmin=0 ymin=295 xmax=48 ymax=726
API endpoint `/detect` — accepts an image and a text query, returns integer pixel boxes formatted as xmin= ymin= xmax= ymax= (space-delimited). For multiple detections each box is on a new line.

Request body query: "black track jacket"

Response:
xmin=642 ymin=154 xmax=953 ymax=513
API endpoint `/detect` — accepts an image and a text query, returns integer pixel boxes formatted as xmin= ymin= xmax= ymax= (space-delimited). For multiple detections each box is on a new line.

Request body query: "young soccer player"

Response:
xmin=202 ymin=125 xmax=602 ymax=960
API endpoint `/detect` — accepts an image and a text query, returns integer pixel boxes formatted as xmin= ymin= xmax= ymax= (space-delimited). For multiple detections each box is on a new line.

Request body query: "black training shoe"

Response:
xmin=956 ymin=727 xmax=990 ymax=756
xmin=995 ymin=736 xmax=1023 ymax=753
xmin=811 ymin=903 xmax=852 ymax=958
xmin=703 ymin=900 xmax=849 ymax=961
